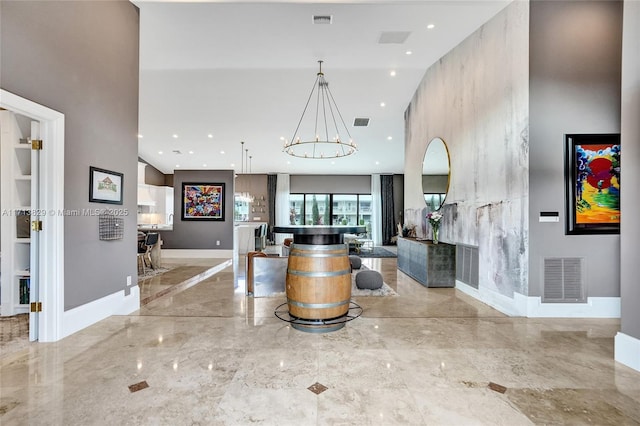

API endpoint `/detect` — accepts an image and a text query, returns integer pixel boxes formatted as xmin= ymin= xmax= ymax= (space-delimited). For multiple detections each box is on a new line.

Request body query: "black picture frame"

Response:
xmin=89 ymin=166 xmax=123 ymax=205
xmin=181 ymin=182 xmax=225 ymax=221
xmin=565 ymin=133 xmax=620 ymax=235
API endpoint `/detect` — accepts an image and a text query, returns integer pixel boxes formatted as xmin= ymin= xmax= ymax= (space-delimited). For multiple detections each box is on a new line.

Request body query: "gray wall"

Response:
xmin=528 ymin=0 xmax=622 ymax=298
xmin=290 ymin=175 xmax=371 ymax=194
xmin=404 ymin=1 xmax=529 ymax=298
xmin=620 ymin=1 xmax=640 ymax=339
xmin=236 ymin=174 xmax=270 ymax=222
xmin=1 ymin=1 xmax=140 ymax=310
xmin=162 ymin=170 xmax=234 ymax=249
xmin=141 ymin=159 xmax=167 ymax=187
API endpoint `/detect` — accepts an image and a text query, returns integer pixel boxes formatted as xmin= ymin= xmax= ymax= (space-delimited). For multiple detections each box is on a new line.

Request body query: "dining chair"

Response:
xmin=138 ymin=232 xmax=159 ymax=275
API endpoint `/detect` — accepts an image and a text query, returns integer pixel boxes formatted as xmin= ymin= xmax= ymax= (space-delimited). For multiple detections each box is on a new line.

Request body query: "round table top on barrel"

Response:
xmin=273 ymin=225 xmax=365 ymax=235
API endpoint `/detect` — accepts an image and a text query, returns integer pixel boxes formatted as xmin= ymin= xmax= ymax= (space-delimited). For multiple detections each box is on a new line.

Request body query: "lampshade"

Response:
xmin=283 ymin=61 xmax=357 ymax=159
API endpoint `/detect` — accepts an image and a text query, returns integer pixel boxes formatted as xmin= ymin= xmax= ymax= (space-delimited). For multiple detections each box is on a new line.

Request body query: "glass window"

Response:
xmin=332 ymin=194 xmax=358 ymax=226
xmin=234 ymin=196 xmax=249 ymax=222
xmin=358 ymin=194 xmax=372 ymax=235
xmin=304 ymin=194 xmax=328 ymax=225
xmin=289 ymin=194 xmax=304 ymax=225
xmin=289 ymin=193 xmax=372 ymax=228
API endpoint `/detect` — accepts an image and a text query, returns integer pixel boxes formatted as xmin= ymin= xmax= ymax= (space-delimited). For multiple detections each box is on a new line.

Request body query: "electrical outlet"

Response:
xmin=126 ymin=275 xmax=132 ymax=286
xmin=216 ymin=240 xmax=220 ymax=246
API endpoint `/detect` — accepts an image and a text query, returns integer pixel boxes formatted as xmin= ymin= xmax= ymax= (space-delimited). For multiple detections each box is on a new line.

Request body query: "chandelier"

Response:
xmin=283 ymin=60 xmax=357 ymax=159
xmin=236 ymin=141 xmax=254 ymax=203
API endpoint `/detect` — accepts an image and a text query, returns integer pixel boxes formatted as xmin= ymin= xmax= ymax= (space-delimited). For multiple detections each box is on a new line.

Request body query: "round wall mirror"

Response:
xmin=422 ymin=137 xmax=450 ymax=211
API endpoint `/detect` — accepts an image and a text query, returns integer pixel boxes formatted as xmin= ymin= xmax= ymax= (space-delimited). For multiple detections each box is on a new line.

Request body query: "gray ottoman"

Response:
xmin=349 ymin=255 xmax=362 ymax=270
xmin=355 ymin=270 xmax=383 ymax=290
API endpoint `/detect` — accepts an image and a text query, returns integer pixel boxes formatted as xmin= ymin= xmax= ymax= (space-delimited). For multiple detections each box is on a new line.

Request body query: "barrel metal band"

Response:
xmin=290 ymin=251 xmax=346 ymax=258
xmin=287 ymin=298 xmax=350 ymax=309
xmin=291 ymin=243 xmax=348 ymax=252
xmin=287 ymin=268 xmax=351 ymax=277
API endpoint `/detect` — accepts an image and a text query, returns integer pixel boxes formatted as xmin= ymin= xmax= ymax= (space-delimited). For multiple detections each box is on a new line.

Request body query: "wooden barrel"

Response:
xmin=286 ymin=243 xmax=351 ymax=322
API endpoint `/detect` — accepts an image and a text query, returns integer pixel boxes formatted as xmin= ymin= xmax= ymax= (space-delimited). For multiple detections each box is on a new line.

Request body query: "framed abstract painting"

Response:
xmin=181 ymin=182 xmax=225 ymax=221
xmin=565 ymin=134 xmax=620 ymax=235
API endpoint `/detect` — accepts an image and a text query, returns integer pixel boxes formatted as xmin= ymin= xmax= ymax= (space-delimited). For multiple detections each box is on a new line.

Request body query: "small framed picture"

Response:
xmin=565 ymin=134 xmax=620 ymax=235
xmin=89 ymin=166 xmax=123 ymax=205
xmin=182 ymin=182 xmax=225 ymax=221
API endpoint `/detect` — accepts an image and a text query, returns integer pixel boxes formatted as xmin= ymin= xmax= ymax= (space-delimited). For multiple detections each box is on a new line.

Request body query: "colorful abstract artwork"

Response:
xmin=182 ymin=183 xmax=225 ymax=221
xmin=565 ymin=134 xmax=620 ymax=234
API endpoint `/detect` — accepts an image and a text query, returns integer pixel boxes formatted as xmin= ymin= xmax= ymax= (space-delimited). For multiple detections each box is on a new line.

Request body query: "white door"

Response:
xmin=29 ymin=121 xmax=41 ymax=341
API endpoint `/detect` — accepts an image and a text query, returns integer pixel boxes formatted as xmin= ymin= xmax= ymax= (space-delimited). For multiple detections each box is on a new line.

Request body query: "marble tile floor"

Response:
xmin=1 ymin=255 xmax=639 ymax=425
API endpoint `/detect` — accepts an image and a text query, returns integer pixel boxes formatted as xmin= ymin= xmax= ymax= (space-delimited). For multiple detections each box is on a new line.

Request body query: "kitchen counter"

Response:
xmin=138 ymin=224 xmax=173 ymax=231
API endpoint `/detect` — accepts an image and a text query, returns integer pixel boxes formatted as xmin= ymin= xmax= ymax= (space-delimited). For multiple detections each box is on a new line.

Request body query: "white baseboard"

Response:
xmin=522 ymin=295 xmax=620 ymax=318
xmin=62 ymin=286 xmax=140 ymax=338
xmin=455 ymin=281 xmax=524 ymax=316
xmin=161 ymin=249 xmax=234 ymax=258
xmin=456 ymin=281 xmax=620 ymax=318
xmin=615 ymin=332 xmax=640 ymax=372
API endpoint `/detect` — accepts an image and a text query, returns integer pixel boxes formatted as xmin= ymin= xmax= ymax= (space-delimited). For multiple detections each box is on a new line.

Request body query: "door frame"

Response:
xmin=1 ymin=89 xmax=65 ymax=342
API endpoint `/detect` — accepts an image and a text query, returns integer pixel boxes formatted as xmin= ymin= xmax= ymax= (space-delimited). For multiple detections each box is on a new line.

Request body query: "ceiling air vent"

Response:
xmin=378 ymin=31 xmax=411 ymax=44
xmin=312 ymin=15 xmax=332 ymax=25
xmin=172 ymin=150 xmax=182 ymax=155
xmin=353 ymin=117 xmax=370 ymax=127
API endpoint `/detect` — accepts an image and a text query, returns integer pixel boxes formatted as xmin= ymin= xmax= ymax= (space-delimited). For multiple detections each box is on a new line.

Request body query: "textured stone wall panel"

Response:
xmin=404 ymin=1 xmax=530 ymax=298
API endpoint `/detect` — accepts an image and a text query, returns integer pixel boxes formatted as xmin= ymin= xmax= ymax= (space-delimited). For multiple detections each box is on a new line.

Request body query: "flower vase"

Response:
xmin=432 ymin=226 xmax=439 ymax=244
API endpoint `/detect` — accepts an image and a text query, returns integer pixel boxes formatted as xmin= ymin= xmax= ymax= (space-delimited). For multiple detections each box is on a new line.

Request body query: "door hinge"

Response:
xmin=30 ymin=302 xmax=42 ymax=312
xmin=31 ymin=220 xmax=43 ymax=231
xmin=31 ymin=139 xmax=43 ymax=150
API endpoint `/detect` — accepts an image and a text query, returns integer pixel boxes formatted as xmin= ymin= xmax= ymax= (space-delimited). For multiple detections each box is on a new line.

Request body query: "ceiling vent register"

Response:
xmin=312 ymin=15 xmax=332 ymax=25
xmin=353 ymin=118 xmax=370 ymax=127
xmin=378 ymin=31 xmax=411 ymax=44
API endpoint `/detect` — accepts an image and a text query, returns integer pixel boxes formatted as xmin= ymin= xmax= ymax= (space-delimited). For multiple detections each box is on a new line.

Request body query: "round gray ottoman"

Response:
xmin=355 ymin=270 xmax=383 ymax=290
xmin=349 ymin=255 xmax=362 ymax=270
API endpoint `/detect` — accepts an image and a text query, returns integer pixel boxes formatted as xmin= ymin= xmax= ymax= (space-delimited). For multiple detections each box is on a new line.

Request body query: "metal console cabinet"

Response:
xmin=397 ymin=237 xmax=455 ymax=288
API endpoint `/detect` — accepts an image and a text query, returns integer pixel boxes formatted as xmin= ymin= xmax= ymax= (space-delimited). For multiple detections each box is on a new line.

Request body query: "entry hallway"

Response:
xmin=1 ymin=256 xmax=639 ymax=425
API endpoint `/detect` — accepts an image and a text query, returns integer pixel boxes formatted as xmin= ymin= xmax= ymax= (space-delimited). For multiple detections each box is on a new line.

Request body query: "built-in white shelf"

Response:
xmin=1 ymin=110 xmax=35 ymax=316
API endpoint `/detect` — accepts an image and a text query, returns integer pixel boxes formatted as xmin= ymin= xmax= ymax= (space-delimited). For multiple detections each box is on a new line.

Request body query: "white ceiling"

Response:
xmin=134 ymin=0 xmax=511 ymax=175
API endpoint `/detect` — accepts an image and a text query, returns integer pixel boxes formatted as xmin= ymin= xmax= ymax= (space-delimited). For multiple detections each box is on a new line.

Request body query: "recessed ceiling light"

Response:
xmin=208 ymin=134 xmax=213 ymax=138
xmin=220 ymin=150 xmax=225 ymax=154
xmin=389 ymin=70 xmax=396 ymax=77
xmin=286 ymin=161 xmax=291 ymax=165
xmin=188 ymin=150 xmax=194 ymax=154
xmin=158 ymin=151 xmax=163 ymax=155
xmin=331 ymin=161 xmax=335 ymax=165
xmin=230 ymin=163 xmax=235 ymax=167
xmin=137 ymin=134 xmax=143 ymax=138
xmin=380 ymin=102 xmax=386 ymax=107
xmin=375 ymin=161 xmax=380 ymax=165
xmin=280 ymin=136 xmax=285 ymax=141
xmin=405 ymin=50 xmax=413 ymax=55
xmin=172 ymin=134 xmax=178 ymax=138
xmin=175 ymin=164 xmax=180 ymax=168
xmin=387 ymin=136 xmax=393 ymax=140
xmin=427 ymin=24 xmax=435 ymax=29
xmin=202 ymin=164 xmax=207 ymax=167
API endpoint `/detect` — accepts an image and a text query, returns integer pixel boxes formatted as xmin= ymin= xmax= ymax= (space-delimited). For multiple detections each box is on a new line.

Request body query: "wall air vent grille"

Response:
xmin=543 ymin=257 xmax=585 ymax=303
xmin=456 ymin=244 xmax=479 ymax=289
xmin=353 ymin=118 xmax=370 ymax=127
